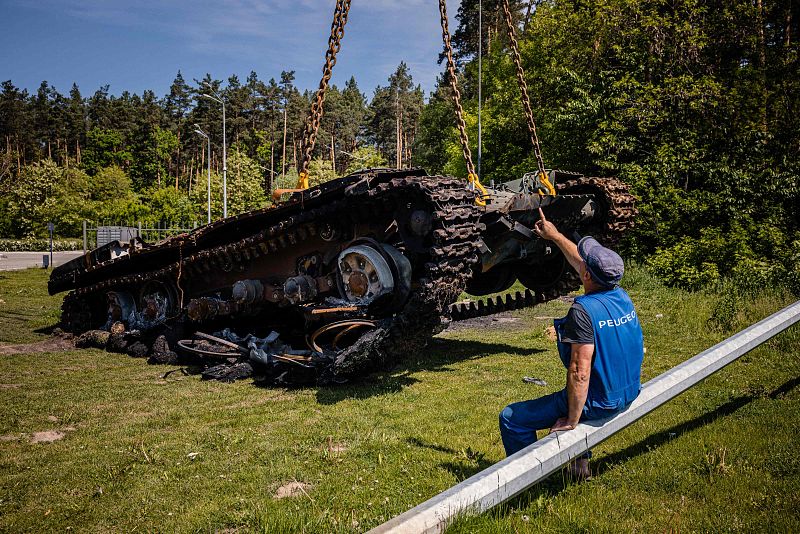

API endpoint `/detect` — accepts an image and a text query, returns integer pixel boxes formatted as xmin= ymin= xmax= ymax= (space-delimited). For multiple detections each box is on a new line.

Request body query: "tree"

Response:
xmin=335 ymin=77 xmax=367 ymax=171
xmin=130 ymin=126 xmax=179 ymax=188
xmin=90 ymin=165 xmax=132 ymax=201
xmin=190 ymin=150 xmax=266 ymax=220
xmin=66 ymin=83 xmax=86 ymax=164
xmin=365 ymin=62 xmax=424 ymax=167
xmin=7 ymin=160 xmax=92 ymax=236
xmin=82 ymin=127 xmax=129 ymax=175
xmin=344 ymin=146 xmax=387 ymax=174
xmin=450 ymin=0 xmax=527 ymax=66
xmin=164 ymin=71 xmax=192 ymax=124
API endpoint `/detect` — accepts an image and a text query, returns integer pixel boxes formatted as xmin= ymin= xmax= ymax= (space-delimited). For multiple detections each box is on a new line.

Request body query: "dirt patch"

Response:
xmin=0 ymin=337 xmax=74 ymax=355
xmin=30 ymin=430 xmax=65 ymax=443
xmin=274 ymin=481 xmax=312 ymax=499
xmin=46 ymin=415 xmax=59 ymax=422
xmin=446 ymin=312 xmax=524 ymax=332
xmin=0 ymin=383 xmax=22 ymax=389
xmin=325 ymin=437 xmax=348 ymax=454
xmin=30 ymin=426 xmax=76 ymax=444
xmin=0 ymin=434 xmax=20 ymax=442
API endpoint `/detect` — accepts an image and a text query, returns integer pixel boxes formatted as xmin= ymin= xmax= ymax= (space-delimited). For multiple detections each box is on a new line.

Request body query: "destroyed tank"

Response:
xmin=49 ymin=168 xmax=636 ymax=384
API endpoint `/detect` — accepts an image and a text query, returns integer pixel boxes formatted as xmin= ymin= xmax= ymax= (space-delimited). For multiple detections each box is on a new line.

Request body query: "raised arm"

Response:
xmin=533 ymin=207 xmax=582 ymax=273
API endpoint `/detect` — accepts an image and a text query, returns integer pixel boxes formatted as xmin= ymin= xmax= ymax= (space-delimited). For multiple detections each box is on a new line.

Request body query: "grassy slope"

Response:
xmin=0 ymin=268 xmax=798 ymax=533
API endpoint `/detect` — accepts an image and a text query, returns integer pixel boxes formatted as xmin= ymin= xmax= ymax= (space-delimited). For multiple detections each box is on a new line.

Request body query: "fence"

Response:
xmin=82 ymin=221 xmax=200 ymax=252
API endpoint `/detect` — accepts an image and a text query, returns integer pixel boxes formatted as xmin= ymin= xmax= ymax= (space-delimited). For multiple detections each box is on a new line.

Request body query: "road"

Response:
xmin=0 ymin=251 xmax=84 ymax=271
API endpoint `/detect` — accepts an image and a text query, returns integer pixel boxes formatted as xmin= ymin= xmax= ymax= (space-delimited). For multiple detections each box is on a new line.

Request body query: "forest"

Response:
xmin=1 ymin=0 xmax=798 ymax=292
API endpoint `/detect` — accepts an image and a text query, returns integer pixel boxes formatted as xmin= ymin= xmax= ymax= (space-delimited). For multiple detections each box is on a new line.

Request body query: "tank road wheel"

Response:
xmin=138 ymin=280 xmax=178 ymax=323
xmin=337 ymin=239 xmax=412 ymax=312
xmin=515 ymin=252 xmax=568 ymax=292
xmin=465 ymin=265 xmax=516 ymax=296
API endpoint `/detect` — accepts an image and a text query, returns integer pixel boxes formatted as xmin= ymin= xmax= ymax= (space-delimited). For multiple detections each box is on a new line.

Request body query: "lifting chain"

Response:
xmin=438 ymin=0 xmax=489 ymax=206
xmin=297 ymin=0 xmax=352 ymax=191
xmin=500 ymin=0 xmax=555 ymax=195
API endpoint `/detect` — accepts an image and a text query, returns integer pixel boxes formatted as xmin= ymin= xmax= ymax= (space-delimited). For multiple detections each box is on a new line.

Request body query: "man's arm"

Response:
xmin=533 ymin=207 xmax=583 ymax=273
xmin=551 ymin=343 xmax=594 ymax=431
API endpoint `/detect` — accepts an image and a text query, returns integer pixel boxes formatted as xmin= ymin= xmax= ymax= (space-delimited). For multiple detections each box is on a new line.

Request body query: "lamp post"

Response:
xmin=201 ymin=84 xmax=227 ymax=218
xmin=194 ymin=125 xmax=211 ymax=225
xmin=478 ymin=0 xmax=482 ymax=180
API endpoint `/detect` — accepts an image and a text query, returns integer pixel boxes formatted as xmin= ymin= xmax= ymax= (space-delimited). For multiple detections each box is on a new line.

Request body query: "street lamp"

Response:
xmin=193 ymin=125 xmax=212 ymax=225
xmin=200 ymin=82 xmax=227 ymax=218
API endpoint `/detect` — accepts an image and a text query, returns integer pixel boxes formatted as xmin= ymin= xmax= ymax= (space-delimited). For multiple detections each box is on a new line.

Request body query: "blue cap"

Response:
xmin=578 ymin=237 xmax=624 ymax=288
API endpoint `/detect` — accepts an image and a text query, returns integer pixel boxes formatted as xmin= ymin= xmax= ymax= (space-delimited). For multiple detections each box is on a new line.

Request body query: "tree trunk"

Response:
xmin=330 ymin=132 xmax=336 ymax=173
xmin=292 ymin=134 xmax=298 ymax=172
xmin=756 ymin=0 xmax=768 ymax=133
xmin=786 ymin=0 xmax=793 ymax=48
xmin=175 ymin=130 xmax=181 ymax=191
xmin=281 ymin=106 xmax=288 ymax=180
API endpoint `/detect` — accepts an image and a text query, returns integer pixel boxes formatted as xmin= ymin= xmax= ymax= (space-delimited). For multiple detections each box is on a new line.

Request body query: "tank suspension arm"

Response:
xmin=438 ymin=0 xmax=489 ymax=206
xmin=500 ymin=0 xmax=555 ymax=196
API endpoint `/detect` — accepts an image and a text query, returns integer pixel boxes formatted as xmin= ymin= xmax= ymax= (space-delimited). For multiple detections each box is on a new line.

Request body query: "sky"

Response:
xmin=0 ymin=0 xmax=458 ymax=100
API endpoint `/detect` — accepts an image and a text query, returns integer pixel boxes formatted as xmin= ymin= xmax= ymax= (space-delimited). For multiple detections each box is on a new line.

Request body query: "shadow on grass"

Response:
xmin=593 ymin=377 xmax=800 ymax=476
xmin=315 ymin=339 xmax=546 ymax=404
xmin=447 ymin=375 xmax=800 ymax=524
xmin=406 ymin=436 xmax=459 ymax=454
xmin=315 ymin=372 xmax=420 ymax=404
xmin=34 ymin=323 xmax=60 ymax=335
xmin=405 ymin=436 xmax=496 ymax=482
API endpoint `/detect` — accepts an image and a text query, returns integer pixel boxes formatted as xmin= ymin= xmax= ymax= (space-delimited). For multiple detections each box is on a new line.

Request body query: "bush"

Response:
xmin=647 ymin=237 xmax=722 ymax=290
xmin=0 ymin=237 xmax=83 ymax=252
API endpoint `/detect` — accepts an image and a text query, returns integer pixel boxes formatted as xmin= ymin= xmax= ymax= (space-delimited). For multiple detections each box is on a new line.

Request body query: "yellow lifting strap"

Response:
xmin=468 ymin=173 xmax=488 ymax=206
xmin=297 ymin=171 xmax=310 ymax=190
xmin=271 ymin=172 xmax=311 ymax=201
xmin=536 ymin=171 xmax=556 ymax=196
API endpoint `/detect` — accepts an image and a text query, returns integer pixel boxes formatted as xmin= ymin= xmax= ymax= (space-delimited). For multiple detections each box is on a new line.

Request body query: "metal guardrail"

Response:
xmin=370 ymin=300 xmax=800 ymax=534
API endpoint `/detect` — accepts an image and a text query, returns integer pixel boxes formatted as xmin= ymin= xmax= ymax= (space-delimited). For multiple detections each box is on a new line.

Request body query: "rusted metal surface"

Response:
xmin=50 ymin=168 xmax=636 ymax=384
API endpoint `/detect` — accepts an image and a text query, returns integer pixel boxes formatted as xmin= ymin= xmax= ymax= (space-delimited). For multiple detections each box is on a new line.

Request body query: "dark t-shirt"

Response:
xmin=561 ymin=302 xmax=594 ymax=344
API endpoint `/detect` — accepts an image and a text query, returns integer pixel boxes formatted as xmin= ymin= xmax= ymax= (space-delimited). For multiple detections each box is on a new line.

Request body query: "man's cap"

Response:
xmin=578 ymin=237 xmax=624 ymax=288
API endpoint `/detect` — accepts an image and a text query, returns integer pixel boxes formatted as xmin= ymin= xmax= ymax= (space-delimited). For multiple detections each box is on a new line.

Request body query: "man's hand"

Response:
xmin=534 ymin=208 xmax=561 ymax=241
xmin=550 ymin=417 xmax=576 ymax=432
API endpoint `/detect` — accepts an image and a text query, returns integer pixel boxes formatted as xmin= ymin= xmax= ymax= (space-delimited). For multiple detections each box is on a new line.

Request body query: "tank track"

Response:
xmin=59 ymin=173 xmax=484 ymax=381
xmin=447 ymin=176 xmax=637 ymax=322
xmin=59 ymin=174 xmax=635 ymax=383
xmin=322 ymin=175 xmax=483 ymax=380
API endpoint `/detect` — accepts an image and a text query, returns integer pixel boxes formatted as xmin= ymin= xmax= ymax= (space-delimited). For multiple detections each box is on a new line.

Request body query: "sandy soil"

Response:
xmin=274 ymin=481 xmax=312 ymax=499
xmin=0 ymin=337 xmax=75 ymax=355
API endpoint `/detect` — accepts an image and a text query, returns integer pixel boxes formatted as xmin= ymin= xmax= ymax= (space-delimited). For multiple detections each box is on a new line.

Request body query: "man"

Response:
xmin=499 ymin=208 xmax=644 ymax=478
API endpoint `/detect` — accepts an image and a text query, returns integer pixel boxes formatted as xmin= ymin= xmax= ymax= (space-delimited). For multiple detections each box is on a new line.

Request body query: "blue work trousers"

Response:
xmin=499 ymin=389 xmax=623 ymax=457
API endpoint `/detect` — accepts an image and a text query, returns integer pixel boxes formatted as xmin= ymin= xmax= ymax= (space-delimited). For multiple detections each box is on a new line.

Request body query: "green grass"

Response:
xmin=0 ymin=267 xmax=798 ymax=532
xmin=0 ymin=269 xmax=63 ymax=343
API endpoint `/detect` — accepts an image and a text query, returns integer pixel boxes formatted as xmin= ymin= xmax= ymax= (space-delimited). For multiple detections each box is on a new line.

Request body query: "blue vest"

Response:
xmin=554 ymin=286 xmax=644 ymax=411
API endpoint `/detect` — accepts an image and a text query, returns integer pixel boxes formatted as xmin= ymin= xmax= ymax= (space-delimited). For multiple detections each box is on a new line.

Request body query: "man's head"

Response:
xmin=577 ymin=237 xmax=624 ymax=291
